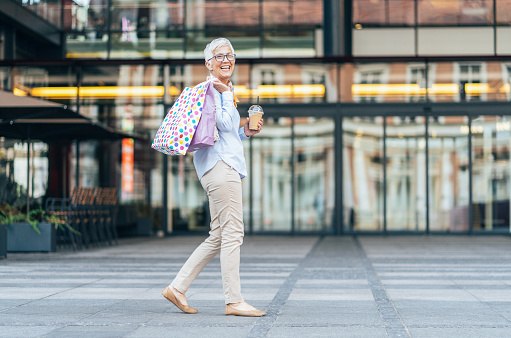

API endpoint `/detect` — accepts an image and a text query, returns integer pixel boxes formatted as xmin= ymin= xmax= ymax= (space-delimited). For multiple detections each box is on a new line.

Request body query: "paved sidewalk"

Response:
xmin=1 ymin=235 xmax=511 ymax=337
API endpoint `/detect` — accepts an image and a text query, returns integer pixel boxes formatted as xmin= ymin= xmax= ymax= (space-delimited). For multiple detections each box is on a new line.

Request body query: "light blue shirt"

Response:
xmin=193 ymin=90 xmax=249 ymax=180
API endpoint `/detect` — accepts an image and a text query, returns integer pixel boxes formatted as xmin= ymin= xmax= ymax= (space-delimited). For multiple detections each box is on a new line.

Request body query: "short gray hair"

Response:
xmin=204 ymin=38 xmax=235 ymax=64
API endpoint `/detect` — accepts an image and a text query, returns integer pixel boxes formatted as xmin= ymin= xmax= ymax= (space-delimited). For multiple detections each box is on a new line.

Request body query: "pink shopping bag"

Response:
xmin=188 ymin=81 xmax=216 ymax=152
xmin=151 ymin=81 xmax=211 ymax=155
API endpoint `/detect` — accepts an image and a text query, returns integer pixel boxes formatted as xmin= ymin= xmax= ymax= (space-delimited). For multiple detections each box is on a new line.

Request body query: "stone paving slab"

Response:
xmin=1 ymin=235 xmax=511 ymax=337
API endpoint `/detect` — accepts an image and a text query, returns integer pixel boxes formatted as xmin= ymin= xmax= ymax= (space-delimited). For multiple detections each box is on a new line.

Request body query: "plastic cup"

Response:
xmin=248 ymin=105 xmax=264 ymax=130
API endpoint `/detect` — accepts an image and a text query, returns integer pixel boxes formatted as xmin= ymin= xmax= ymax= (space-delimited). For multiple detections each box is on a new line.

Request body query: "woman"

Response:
xmin=162 ymin=38 xmax=265 ymax=317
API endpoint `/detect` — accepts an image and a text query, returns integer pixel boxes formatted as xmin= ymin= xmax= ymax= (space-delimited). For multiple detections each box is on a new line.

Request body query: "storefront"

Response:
xmin=2 ymin=1 xmax=511 ymax=235
xmin=2 ymin=57 xmax=511 ymax=235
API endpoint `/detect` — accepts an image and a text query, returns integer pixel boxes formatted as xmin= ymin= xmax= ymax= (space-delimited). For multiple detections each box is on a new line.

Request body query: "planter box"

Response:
xmin=7 ymin=222 xmax=56 ymax=252
xmin=0 ymin=224 xmax=6 ymax=259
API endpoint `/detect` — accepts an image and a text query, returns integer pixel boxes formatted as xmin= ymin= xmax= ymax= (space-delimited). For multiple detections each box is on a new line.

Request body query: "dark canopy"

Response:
xmin=0 ymin=90 xmax=145 ymax=142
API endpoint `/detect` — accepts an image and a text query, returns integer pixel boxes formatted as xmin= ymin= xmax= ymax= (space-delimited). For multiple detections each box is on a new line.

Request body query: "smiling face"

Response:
xmin=206 ymin=45 xmax=235 ymax=83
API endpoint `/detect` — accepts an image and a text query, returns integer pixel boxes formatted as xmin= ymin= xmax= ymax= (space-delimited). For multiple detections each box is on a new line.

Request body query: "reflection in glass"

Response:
xmin=66 ymin=33 xmax=109 ymax=59
xmin=340 ymin=61 xmax=511 ymax=104
xmin=79 ymin=65 xmax=163 ymax=208
xmin=70 ymin=141 xmax=100 ymax=189
xmin=427 ymin=63 xmax=458 ymax=103
xmin=110 ymin=32 xmax=180 ymax=59
xmin=11 ymin=66 xmax=77 ymax=106
xmin=169 ymin=154 xmax=207 ymax=232
xmin=109 ymin=1 xmax=185 ymax=59
xmin=0 ymin=68 xmax=10 ymax=91
xmin=202 ymin=1 xmax=260 ymax=28
xmin=492 ymin=62 xmax=511 ymax=102
xmin=243 ymin=131 xmax=251 ymax=232
xmin=260 ymin=0 xmax=321 ymax=57
xmin=458 ymin=63 xmax=484 ymax=102
xmin=12 ymin=142 xmax=49 ymax=200
xmin=262 ymin=30 xmax=316 ymax=58
xmin=345 ymin=63 xmax=427 ymax=103
xmin=80 ymin=65 xmax=164 ymax=120
xmin=353 ymin=0 xmax=414 ymax=26
xmin=343 ymin=117 xmax=384 ymax=231
xmin=231 ymin=64 xmax=251 ymax=105
xmin=18 ymin=0 xmax=62 ymax=28
xmin=186 ymin=33 xmax=261 ymax=59
xmin=496 ymin=0 xmax=511 ymax=24
xmin=426 ymin=62 xmax=507 ymax=103
xmin=164 ymin=65 xmax=184 ymax=105
xmin=418 ymin=0 xmax=493 ymax=26
xmin=386 ymin=116 xmax=426 ymax=231
xmin=472 ymin=116 xmax=511 ymax=232
xmin=63 ymin=1 xmax=108 ymax=58
xmin=110 ymin=1 xmax=184 ymax=31
xmin=294 ymin=118 xmax=335 ymax=232
xmin=429 ymin=116 xmax=469 ymax=232
xmin=185 ymin=65 xmax=210 ymax=90
xmin=58 ymin=0 xmax=322 ymax=59
xmin=250 ymin=64 xmax=335 ymax=104
xmin=63 ymin=1 xmax=108 ymax=31
xmin=0 ymin=139 xmax=23 ymax=204
xmin=252 ymin=117 xmax=292 ymax=232
xmin=262 ymin=0 xmax=323 ymax=26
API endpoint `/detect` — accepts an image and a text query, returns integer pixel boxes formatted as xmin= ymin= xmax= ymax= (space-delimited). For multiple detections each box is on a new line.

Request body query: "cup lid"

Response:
xmin=248 ymin=105 xmax=263 ymax=113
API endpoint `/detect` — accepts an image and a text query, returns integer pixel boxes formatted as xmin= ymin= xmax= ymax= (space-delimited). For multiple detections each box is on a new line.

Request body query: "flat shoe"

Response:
xmin=162 ymin=286 xmax=198 ymax=314
xmin=225 ymin=304 xmax=266 ymax=317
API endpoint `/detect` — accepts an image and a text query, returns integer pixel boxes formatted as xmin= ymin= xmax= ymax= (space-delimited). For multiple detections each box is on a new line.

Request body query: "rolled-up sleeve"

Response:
xmin=215 ymin=91 xmax=235 ymax=132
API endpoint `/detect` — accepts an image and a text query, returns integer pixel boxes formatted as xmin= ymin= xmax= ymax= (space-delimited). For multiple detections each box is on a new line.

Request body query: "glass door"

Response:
xmin=428 ymin=116 xmax=470 ymax=232
xmin=343 ymin=116 xmax=384 ymax=232
xmin=385 ymin=116 xmax=426 ymax=231
xmin=471 ymin=115 xmax=511 ymax=232
xmin=294 ymin=117 xmax=335 ymax=233
xmin=251 ymin=117 xmax=293 ymax=232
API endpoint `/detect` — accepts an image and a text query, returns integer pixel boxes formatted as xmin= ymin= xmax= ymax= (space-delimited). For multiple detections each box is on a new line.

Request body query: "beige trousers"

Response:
xmin=170 ymin=161 xmax=245 ymax=304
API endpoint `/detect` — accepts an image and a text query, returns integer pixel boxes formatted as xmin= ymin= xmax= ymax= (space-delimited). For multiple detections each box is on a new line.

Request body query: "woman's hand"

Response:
xmin=244 ymin=117 xmax=263 ymax=137
xmin=213 ymin=80 xmax=230 ymax=93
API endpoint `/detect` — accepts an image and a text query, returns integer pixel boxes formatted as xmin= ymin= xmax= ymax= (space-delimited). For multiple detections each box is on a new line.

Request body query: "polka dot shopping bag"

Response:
xmin=151 ymin=81 xmax=210 ymax=155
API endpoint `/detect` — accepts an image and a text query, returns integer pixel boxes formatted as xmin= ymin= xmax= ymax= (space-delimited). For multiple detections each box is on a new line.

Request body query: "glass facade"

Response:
xmin=2 ymin=1 xmax=511 ymax=236
xmin=2 ymin=58 xmax=511 ymax=235
xmin=354 ymin=0 xmax=495 ymax=27
xmin=59 ymin=0 xmax=322 ymax=59
xmin=352 ymin=0 xmax=511 ymax=56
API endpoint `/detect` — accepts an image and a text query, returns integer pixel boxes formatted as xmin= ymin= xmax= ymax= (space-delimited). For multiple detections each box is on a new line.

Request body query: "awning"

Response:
xmin=0 ymin=90 xmax=145 ymax=142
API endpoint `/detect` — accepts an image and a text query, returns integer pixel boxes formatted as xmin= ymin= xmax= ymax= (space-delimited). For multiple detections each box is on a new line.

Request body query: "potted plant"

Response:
xmin=0 ymin=204 xmax=74 ymax=253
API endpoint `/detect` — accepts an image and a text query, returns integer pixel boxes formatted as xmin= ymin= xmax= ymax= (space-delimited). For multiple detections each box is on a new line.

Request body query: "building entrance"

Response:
xmin=171 ymin=116 xmax=336 ymax=235
xmin=249 ymin=117 xmax=335 ymax=234
xmin=385 ymin=116 xmax=427 ymax=232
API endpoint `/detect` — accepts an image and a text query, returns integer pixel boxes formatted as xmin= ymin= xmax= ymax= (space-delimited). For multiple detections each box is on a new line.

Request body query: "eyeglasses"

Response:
xmin=208 ymin=54 xmax=236 ymax=62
